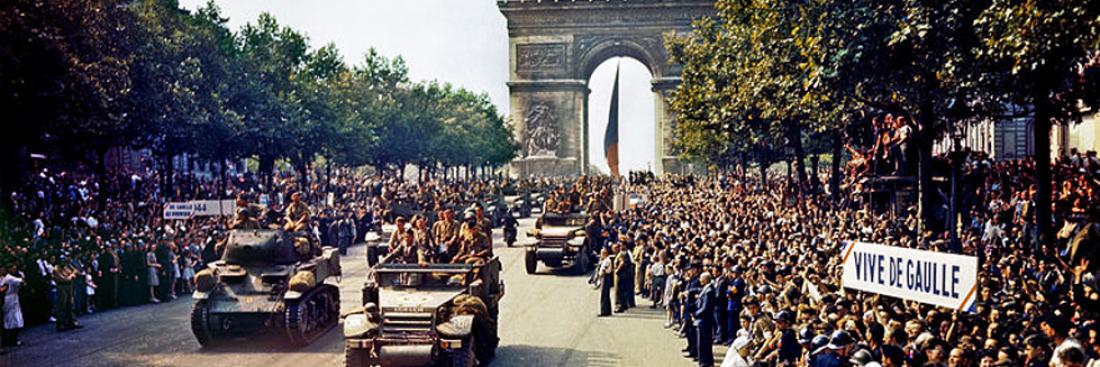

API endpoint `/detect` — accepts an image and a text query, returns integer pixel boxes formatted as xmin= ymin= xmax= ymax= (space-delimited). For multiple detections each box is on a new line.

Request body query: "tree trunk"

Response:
xmin=1033 ymin=77 xmax=1054 ymax=249
xmin=162 ymin=154 xmax=176 ymax=201
xmin=788 ymin=120 xmax=808 ymax=193
xmin=218 ymin=160 xmax=226 ymax=198
xmin=94 ymin=146 xmax=110 ymax=210
xmin=259 ymin=156 xmax=276 ymax=189
xmin=916 ymin=96 xmax=936 ymax=235
xmin=326 ymin=159 xmax=333 ymax=191
xmin=740 ymin=151 xmax=748 ymax=179
xmin=810 ymin=154 xmax=821 ymax=193
xmin=292 ymin=157 xmax=307 ymax=192
xmin=759 ymin=151 xmax=769 ymax=189
xmin=830 ymin=132 xmax=843 ymax=202
xmin=785 ymin=160 xmax=793 ymax=182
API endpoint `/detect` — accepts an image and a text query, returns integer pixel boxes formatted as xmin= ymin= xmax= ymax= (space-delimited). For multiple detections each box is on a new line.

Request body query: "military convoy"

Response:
xmin=190 ymin=229 xmax=342 ymax=347
xmin=524 ymin=212 xmax=594 ymax=275
xmin=343 ymin=257 xmax=505 ymax=367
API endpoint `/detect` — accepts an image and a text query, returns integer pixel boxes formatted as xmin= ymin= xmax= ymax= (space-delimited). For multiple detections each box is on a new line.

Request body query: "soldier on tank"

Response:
xmin=284 ymin=192 xmax=311 ymax=232
xmin=229 ymin=194 xmax=261 ymax=230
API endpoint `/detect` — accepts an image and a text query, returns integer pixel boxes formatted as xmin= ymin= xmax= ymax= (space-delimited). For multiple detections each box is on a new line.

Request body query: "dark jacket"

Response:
xmin=693 ymin=282 xmax=716 ymax=328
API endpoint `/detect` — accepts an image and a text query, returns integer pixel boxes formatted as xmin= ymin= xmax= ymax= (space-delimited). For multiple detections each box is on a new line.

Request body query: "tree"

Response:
xmin=0 ymin=0 xmax=142 ymax=194
xmin=129 ymin=0 xmax=240 ymax=197
xmin=288 ymin=43 xmax=348 ymax=188
xmin=975 ymin=0 xmax=1100 ymax=243
xmin=233 ymin=12 xmax=310 ymax=186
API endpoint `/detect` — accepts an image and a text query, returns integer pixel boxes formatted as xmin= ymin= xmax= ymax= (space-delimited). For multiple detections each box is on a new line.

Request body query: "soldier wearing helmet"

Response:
xmin=453 ymin=209 xmax=492 ymax=264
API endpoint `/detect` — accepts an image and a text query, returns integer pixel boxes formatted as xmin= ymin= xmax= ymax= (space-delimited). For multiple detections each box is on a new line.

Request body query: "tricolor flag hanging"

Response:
xmin=604 ymin=63 xmax=621 ymax=176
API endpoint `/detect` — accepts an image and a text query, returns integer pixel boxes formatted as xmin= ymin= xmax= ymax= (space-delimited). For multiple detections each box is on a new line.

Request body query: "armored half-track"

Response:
xmin=191 ymin=229 xmax=342 ymax=347
xmin=524 ymin=213 xmax=593 ymax=275
xmin=343 ymin=258 xmax=505 ymax=367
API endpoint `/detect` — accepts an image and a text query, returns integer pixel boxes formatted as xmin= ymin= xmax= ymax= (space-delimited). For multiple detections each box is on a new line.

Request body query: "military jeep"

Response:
xmin=524 ymin=213 xmax=593 ymax=275
xmin=343 ymin=258 xmax=504 ymax=367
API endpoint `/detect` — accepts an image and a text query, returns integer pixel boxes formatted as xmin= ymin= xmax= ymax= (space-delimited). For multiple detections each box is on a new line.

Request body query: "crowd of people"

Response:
xmin=0 ymin=161 xmax=539 ymax=352
xmin=575 ymin=148 xmax=1100 ymax=367
xmin=3 ymin=142 xmax=1100 ymax=367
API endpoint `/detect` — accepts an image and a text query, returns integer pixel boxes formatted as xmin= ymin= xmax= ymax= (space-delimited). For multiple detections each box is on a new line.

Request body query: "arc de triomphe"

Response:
xmin=498 ymin=0 xmax=715 ymax=176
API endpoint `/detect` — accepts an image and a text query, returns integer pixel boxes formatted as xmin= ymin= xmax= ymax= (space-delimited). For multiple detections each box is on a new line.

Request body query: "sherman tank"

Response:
xmin=343 ymin=257 xmax=504 ymax=367
xmin=191 ymin=229 xmax=342 ymax=347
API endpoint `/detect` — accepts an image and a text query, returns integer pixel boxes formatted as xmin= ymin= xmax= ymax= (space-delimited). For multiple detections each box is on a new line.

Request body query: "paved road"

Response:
xmin=1 ymin=218 xmax=718 ymax=367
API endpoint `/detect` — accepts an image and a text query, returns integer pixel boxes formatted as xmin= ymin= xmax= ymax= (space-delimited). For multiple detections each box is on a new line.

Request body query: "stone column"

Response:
xmin=652 ymin=77 xmax=680 ymax=175
xmin=509 ymin=79 xmax=589 ymax=177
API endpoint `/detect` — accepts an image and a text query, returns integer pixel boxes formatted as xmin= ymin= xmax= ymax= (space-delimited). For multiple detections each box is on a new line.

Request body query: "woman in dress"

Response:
xmin=146 ymin=244 xmax=161 ymax=303
xmin=1 ymin=264 xmax=26 ymax=347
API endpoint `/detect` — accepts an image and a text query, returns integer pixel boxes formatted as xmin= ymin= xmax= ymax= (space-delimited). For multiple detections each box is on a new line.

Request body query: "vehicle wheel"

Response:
xmin=482 ymin=307 xmax=500 ymax=362
xmin=285 ymin=285 xmax=340 ymax=346
xmin=191 ymin=300 xmax=216 ymax=348
xmin=451 ymin=335 xmax=476 ymax=367
xmin=344 ymin=344 xmax=373 ymax=367
xmin=524 ymin=251 xmax=537 ymax=274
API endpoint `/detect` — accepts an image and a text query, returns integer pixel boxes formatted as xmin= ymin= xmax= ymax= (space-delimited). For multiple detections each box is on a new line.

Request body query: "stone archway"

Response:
xmin=499 ymin=0 xmax=715 ymax=177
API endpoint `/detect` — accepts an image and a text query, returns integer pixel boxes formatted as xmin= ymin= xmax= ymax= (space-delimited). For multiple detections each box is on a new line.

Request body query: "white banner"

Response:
xmin=190 ymin=200 xmax=236 ymax=217
xmin=163 ymin=202 xmax=194 ymax=220
xmin=840 ymin=241 xmax=979 ymax=312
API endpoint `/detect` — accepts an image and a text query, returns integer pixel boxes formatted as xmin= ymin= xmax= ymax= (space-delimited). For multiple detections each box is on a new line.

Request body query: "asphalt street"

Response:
xmin=0 ymin=217 xmax=718 ymax=367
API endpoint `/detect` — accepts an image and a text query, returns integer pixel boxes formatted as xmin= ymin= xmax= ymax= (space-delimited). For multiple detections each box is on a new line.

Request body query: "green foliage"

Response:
xmin=0 ymin=0 xmax=516 ymax=189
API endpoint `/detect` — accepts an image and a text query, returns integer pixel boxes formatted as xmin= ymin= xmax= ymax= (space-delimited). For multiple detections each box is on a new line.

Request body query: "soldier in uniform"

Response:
xmin=555 ymin=196 xmax=572 ymax=214
xmin=543 ymin=195 xmax=559 ymax=214
xmin=387 ymin=216 xmax=410 ymax=254
xmin=471 ymin=203 xmax=494 ymax=236
xmin=613 ymin=243 xmax=632 ymax=313
xmin=229 ymin=195 xmax=261 ymax=230
xmin=431 ymin=209 xmax=461 ymax=262
xmin=284 ymin=192 xmax=311 ymax=232
xmin=453 ymin=211 xmax=492 ymax=265
xmin=52 ymin=257 xmax=81 ymax=332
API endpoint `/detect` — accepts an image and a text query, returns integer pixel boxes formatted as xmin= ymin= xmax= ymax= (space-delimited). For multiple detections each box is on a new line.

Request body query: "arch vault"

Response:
xmin=498 ymin=0 xmax=715 ymax=176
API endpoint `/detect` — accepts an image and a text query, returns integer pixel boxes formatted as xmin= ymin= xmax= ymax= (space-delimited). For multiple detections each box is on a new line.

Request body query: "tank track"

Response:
xmin=191 ymin=300 xmax=217 ymax=347
xmin=284 ymin=283 xmax=341 ymax=346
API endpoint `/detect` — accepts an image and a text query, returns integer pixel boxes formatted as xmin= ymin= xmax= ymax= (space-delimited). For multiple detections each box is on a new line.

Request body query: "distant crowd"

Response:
xmin=573 ymin=150 xmax=1099 ymax=367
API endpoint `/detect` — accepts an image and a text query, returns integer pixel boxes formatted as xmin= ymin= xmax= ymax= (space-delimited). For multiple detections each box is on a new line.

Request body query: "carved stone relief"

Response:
xmin=517 ymin=43 xmax=566 ymax=71
xmin=523 ymin=103 xmax=560 ymax=157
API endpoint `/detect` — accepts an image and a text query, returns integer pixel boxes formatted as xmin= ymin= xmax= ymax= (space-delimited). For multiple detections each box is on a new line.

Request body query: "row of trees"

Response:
xmin=666 ymin=0 xmax=1099 ymax=237
xmin=0 ymin=0 xmax=517 ymax=194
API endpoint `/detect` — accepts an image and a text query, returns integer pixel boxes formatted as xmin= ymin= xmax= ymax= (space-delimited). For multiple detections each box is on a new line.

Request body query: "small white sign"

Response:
xmin=191 ymin=200 xmax=236 ymax=217
xmin=163 ymin=202 xmax=194 ymax=220
xmin=840 ymin=241 xmax=979 ymax=312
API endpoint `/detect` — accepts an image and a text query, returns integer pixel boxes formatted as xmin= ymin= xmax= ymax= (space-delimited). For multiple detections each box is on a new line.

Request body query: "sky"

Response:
xmin=177 ymin=0 xmax=657 ymax=173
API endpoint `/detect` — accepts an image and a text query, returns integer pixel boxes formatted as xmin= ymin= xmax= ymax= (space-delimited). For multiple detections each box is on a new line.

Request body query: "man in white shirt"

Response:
xmin=597 ymin=248 xmax=613 ymax=317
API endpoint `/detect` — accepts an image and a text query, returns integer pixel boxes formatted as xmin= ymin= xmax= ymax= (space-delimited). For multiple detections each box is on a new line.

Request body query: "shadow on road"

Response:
xmin=493 ymin=344 xmax=621 ymax=367
xmin=184 ymin=324 xmax=343 ymax=355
